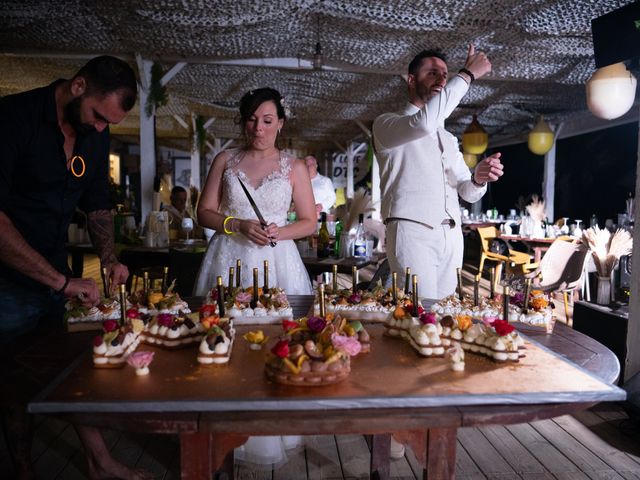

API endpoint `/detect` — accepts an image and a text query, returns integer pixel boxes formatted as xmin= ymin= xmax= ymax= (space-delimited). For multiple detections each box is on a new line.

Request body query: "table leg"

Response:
xmin=534 ymin=247 xmax=543 ymax=264
xmin=180 ymin=432 xmax=212 ymax=480
xmin=370 ymin=434 xmax=390 ymax=480
xmin=425 ymin=428 xmax=457 ymax=480
xmin=179 ymin=432 xmax=247 ymax=480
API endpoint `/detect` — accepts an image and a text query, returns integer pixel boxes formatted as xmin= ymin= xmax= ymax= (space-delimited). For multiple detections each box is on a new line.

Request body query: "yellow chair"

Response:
xmin=477 ymin=226 xmax=532 ymax=292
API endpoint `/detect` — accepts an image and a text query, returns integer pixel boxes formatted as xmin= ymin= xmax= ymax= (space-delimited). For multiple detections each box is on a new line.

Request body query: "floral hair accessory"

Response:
xmin=279 ymin=96 xmax=292 ymax=118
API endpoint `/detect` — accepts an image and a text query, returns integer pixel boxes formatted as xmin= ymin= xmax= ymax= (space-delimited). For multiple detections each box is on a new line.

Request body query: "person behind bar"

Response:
xmin=373 ymin=45 xmax=504 ymax=301
xmin=0 ymin=55 xmax=152 ymax=479
xmin=305 ymin=154 xmax=336 ymax=215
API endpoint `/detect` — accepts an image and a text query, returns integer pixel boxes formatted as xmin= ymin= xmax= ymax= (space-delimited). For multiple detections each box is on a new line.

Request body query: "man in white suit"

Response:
xmin=373 ymin=45 xmax=504 ymax=300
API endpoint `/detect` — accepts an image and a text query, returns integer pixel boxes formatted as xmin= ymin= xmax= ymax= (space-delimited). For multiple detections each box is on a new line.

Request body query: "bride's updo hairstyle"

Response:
xmin=238 ymin=87 xmax=287 ymax=125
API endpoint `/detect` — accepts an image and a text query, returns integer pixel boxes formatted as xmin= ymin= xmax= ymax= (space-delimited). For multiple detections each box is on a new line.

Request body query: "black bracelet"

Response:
xmin=458 ymin=68 xmax=475 ymax=83
xmin=55 ymin=275 xmax=70 ymax=295
xmin=471 ymin=173 xmax=486 ymax=187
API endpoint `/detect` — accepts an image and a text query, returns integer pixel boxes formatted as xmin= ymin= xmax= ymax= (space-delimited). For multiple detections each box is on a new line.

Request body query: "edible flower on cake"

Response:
xmin=126 ymin=351 xmax=155 ymax=375
xmin=264 ymin=315 xmax=366 ymax=386
xmin=243 ymin=330 xmax=269 ymax=350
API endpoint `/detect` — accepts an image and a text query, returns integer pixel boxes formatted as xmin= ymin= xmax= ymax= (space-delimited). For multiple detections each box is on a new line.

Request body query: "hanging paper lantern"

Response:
xmin=462 ymin=115 xmax=488 ymax=155
xmin=463 ymin=153 xmax=478 ymax=169
xmin=586 ymin=63 xmax=637 ymax=120
xmin=527 ymin=117 xmax=555 ymax=155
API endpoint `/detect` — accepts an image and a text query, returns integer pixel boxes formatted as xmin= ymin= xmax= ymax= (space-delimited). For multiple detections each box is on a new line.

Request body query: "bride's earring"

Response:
xmin=277 ymin=128 xmax=281 ymax=135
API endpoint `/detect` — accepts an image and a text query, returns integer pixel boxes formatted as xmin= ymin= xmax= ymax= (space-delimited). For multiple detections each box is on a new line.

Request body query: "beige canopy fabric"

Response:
xmin=0 ymin=0 xmax=636 ymax=150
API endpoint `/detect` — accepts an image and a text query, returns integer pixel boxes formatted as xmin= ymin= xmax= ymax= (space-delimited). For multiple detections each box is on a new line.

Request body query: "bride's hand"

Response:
xmin=238 ymin=219 xmax=271 ymax=246
xmin=265 ymin=223 xmax=279 ymax=245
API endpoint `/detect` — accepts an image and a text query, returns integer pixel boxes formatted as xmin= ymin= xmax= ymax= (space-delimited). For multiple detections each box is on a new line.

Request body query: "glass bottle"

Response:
xmin=334 ymin=219 xmax=343 ymax=257
xmin=352 ymin=214 xmax=367 ymax=258
xmin=317 ymin=212 xmax=331 ymax=258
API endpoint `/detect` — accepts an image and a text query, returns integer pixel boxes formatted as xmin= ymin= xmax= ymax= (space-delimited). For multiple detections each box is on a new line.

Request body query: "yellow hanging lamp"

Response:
xmin=527 ymin=117 xmax=555 ymax=155
xmin=462 ymin=114 xmax=488 ymax=155
xmin=463 ymin=153 xmax=478 ymax=169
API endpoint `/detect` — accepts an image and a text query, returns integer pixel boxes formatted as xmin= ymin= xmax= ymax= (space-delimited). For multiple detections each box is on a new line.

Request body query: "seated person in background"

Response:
xmin=305 ymin=155 xmax=336 ymax=216
xmin=165 ymin=186 xmax=199 ymax=239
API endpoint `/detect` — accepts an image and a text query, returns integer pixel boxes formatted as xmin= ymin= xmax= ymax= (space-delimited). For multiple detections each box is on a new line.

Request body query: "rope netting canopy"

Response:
xmin=0 ymin=0 xmax=635 ymax=149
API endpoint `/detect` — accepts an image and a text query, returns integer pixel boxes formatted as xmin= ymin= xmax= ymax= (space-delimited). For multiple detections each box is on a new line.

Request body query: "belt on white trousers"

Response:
xmin=384 ymin=217 xmax=456 ymax=229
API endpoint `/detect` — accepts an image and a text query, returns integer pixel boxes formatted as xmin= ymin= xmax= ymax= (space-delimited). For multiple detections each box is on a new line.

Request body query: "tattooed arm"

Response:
xmin=87 ymin=209 xmax=129 ymax=292
xmin=0 ymin=211 xmax=100 ymax=305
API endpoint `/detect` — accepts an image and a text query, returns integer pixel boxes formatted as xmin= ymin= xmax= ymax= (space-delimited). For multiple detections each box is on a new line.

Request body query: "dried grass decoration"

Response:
xmin=525 ymin=194 xmax=546 ymax=223
xmin=582 ymin=226 xmax=633 ymax=277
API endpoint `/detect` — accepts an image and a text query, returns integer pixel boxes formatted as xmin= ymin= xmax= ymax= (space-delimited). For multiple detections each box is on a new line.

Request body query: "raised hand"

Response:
xmin=464 ymin=44 xmax=491 ymax=80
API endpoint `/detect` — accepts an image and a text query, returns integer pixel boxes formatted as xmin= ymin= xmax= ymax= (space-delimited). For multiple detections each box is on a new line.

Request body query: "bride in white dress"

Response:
xmin=193 ymin=87 xmax=316 ymax=466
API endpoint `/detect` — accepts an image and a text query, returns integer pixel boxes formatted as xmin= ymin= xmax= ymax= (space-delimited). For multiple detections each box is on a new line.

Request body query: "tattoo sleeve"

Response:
xmin=87 ymin=209 xmax=118 ymax=266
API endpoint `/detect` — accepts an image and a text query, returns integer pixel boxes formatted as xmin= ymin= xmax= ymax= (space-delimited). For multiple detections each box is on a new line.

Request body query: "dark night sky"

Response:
xmin=482 ymin=122 xmax=637 ymax=224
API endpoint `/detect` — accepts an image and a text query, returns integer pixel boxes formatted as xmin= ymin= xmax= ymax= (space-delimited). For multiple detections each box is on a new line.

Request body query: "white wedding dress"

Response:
xmin=194 ymin=149 xmax=312 ymax=296
xmin=193 ymin=149 xmax=309 ymax=467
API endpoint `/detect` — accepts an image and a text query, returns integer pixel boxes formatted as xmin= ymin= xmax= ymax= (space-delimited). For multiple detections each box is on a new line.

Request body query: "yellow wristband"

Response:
xmin=223 ymin=216 xmax=236 ymax=235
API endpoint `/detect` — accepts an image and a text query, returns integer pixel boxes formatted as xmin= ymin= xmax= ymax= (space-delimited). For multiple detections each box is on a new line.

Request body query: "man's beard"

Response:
xmin=416 ymin=82 xmax=443 ymax=102
xmin=65 ymin=96 xmax=96 ymax=135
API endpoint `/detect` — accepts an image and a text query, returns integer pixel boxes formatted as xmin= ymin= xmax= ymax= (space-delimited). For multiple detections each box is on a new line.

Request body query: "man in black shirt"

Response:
xmin=0 ymin=56 xmax=151 ymax=479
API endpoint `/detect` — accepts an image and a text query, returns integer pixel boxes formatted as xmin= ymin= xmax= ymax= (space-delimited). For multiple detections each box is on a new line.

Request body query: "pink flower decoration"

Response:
xmin=419 ymin=312 xmax=437 ymax=325
xmin=157 ymin=313 xmax=174 ymax=327
xmin=126 ymin=351 xmax=155 ymax=369
xmin=348 ymin=293 xmax=361 ymax=304
xmin=235 ymin=291 xmax=252 ymax=303
xmin=482 ymin=315 xmax=499 ymax=326
xmin=274 ymin=293 xmax=288 ymax=304
xmin=126 ymin=308 xmax=140 ymax=319
xmin=331 ymin=332 xmax=362 ymax=357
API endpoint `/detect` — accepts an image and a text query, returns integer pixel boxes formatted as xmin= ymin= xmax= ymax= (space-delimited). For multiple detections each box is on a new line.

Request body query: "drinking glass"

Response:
xmin=181 ymin=217 xmax=194 ymax=241
xmin=573 ymin=219 xmax=583 ymax=238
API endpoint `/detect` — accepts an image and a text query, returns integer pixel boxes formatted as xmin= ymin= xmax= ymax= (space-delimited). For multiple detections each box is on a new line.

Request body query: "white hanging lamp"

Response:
xmin=586 ymin=62 xmax=637 ymax=120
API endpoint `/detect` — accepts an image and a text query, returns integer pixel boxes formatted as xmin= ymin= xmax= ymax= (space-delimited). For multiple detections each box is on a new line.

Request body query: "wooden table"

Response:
xmin=500 ymin=234 xmax=556 ymax=263
xmin=30 ymin=297 xmax=624 ymax=480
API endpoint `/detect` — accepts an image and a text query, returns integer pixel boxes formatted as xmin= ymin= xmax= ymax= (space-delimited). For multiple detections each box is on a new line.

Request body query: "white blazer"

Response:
xmin=373 ymin=76 xmax=486 ymax=228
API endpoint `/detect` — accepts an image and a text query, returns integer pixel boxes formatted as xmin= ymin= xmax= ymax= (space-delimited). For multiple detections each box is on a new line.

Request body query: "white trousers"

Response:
xmin=386 ymin=220 xmax=463 ymax=300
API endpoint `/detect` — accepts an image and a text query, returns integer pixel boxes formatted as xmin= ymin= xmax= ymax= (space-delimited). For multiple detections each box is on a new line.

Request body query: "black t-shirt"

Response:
xmin=0 ymin=80 xmax=112 ymax=290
